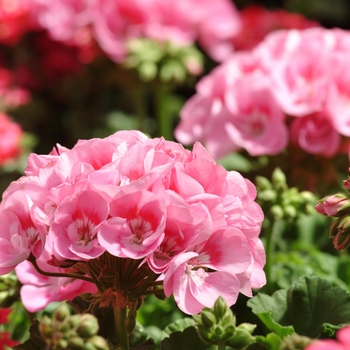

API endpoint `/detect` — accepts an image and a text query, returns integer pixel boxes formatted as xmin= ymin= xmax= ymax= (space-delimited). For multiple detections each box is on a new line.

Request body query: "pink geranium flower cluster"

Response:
xmin=0 ymin=130 xmax=265 ymax=315
xmin=175 ymin=27 xmax=350 ymax=159
xmin=24 ymin=0 xmax=241 ymax=63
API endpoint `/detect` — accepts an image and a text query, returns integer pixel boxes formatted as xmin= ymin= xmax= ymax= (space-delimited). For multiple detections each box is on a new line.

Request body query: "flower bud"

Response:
xmin=39 ymin=315 xmax=53 ymax=341
xmin=76 ymin=314 xmax=99 ymax=338
xmin=54 ymin=303 xmax=71 ymax=323
xmin=88 ymin=335 xmax=109 ymax=350
xmin=272 ymin=168 xmax=287 ymax=190
xmin=213 ymin=296 xmax=228 ymax=319
xmin=331 ymin=216 xmax=350 ymax=250
xmin=200 ymin=310 xmax=216 ymax=328
xmin=227 ymin=324 xmax=256 ymax=350
xmin=255 ymin=176 xmax=272 ymax=191
xmin=284 ymin=205 xmax=297 ymax=219
xmin=316 ymin=194 xmax=350 ymax=217
xmin=67 ymin=336 xmax=85 ymax=349
xmin=270 ymin=205 xmax=284 ymax=219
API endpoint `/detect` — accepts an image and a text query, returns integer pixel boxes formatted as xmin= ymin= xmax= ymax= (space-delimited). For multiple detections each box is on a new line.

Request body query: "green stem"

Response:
xmin=132 ymin=83 xmax=147 ymax=133
xmin=217 ymin=342 xmax=226 ymax=350
xmin=264 ymin=218 xmax=283 ymax=294
xmin=154 ymin=81 xmax=172 ymax=140
xmin=29 ymin=256 xmax=94 ymax=283
xmin=114 ymin=306 xmax=129 ymax=350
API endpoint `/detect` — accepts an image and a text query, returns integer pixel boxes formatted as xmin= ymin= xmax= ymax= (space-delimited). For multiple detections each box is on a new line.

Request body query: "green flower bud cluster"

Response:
xmin=279 ymin=332 xmax=313 ymax=350
xmin=256 ymin=168 xmax=317 ymax=222
xmin=124 ymin=37 xmax=203 ymax=83
xmin=38 ymin=303 xmax=109 ymax=350
xmin=193 ymin=296 xmax=256 ymax=349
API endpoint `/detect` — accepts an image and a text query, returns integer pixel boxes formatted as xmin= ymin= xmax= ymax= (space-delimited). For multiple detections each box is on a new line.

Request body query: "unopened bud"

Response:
xmin=213 ymin=296 xmax=228 ymax=319
xmin=331 ymin=216 xmax=350 ymax=250
xmin=88 ymin=335 xmax=109 ymax=350
xmin=200 ymin=310 xmax=216 ymax=328
xmin=76 ymin=314 xmax=99 ymax=338
xmin=67 ymin=336 xmax=85 ymax=349
xmin=54 ymin=303 xmax=71 ymax=323
xmin=270 ymin=205 xmax=284 ymax=219
xmin=227 ymin=325 xmax=256 ymax=350
xmin=255 ymin=176 xmax=272 ymax=191
xmin=272 ymin=168 xmax=287 ymax=190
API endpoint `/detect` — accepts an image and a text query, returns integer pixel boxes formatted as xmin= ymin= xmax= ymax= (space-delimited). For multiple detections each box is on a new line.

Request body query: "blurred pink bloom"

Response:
xmin=290 ymin=112 xmax=340 ymax=157
xmin=92 ymin=0 xmax=240 ymax=62
xmin=225 ymin=72 xmax=288 ymax=156
xmin=0 ymin=113 xmax=23 ymax=165
xmin=306 ymin=326 xmax=350 ymax=350
xmin=28 ymin=0 xmax=93 ymax=43
xmin=0 ymin=0 xmax=34 ymax=45
xmin=0 ymin=69 xmax=31 ymax=108
xmin=15 ymin=241 xmax=97 ymax=312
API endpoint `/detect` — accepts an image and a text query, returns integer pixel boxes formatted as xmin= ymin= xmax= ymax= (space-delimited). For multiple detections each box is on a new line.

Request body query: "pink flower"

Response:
xmin=290 ymin=112 xmax=341 ymax=157
xmin=306 ymin=326 xmax=350 ymax=350
xmin=0 ymin=0 xmax=34 ymax=45
xmin=225 ymin=72 xmax=288 ymax=156
xmin=0 ymin=191 xmax=47 ymax=275
xmin=50 ymin=190 xmax=109 ymax=261
xmin=196 ymin=0 xmax=241 ymax=62
xmin=1 ymin=130 xmax=265 ymax=314
xmin=163 ymin=227 xmax=252 ymax=314
xmin=28 ymin=0 xmax=93 ymax=43
xmin=15 ymin=241 xmax=97 ymax=312
xmin=98 ymin=190 xmax=166 ymax=259
xmin=0 ymin=113 xmax=23 ymax=165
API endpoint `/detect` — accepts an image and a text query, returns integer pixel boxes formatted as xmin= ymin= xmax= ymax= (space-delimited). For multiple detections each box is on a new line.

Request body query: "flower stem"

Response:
xmin=114 ymin=306 xmax=129 ymax=350
xmin=264 ymin=218 xmax=284 ymax=294
xmin=154 ymin=81 xmax=172 ymax=140
xmin=217 ymin=342 xmax=226 ymax=350
xmin=28 ymin=256 xmax=94 ymax=283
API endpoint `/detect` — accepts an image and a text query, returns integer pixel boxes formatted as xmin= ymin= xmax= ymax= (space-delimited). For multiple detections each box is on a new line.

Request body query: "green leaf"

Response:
xmin=160 ymin=326 xmax=210 ymax=350
xmin=247 ymin=290 xmax=294 ymax=338
xmin=249 ymin=276 xmax=350 ymax=339
xmin=163 ymin=317 xmax=195 ymax=335
xmin=287 ymin=275 xmax=350 ymax=337
xmin=255 ymin=333 xmax=282 ymax=350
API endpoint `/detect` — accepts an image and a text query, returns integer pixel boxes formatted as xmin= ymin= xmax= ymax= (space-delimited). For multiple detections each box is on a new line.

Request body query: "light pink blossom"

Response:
xmin=50 ymin=190 xmax=109 ymax=261
xmin=98 ymin=189 xmax=166 ymax=259
xmin=290 ymin=112 xmax=340 ymax=157
xmin=225 ymin=72 xmax=288 ymax=156
xmin=163 ymin=227 xmax=252 ymax=314
xmin=0 ymin=191 xmax=47 ymax=275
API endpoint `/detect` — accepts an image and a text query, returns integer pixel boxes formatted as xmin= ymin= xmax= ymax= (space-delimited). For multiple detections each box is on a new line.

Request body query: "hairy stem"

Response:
xmin=114 ymin=306 xmax=129 ymax=350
